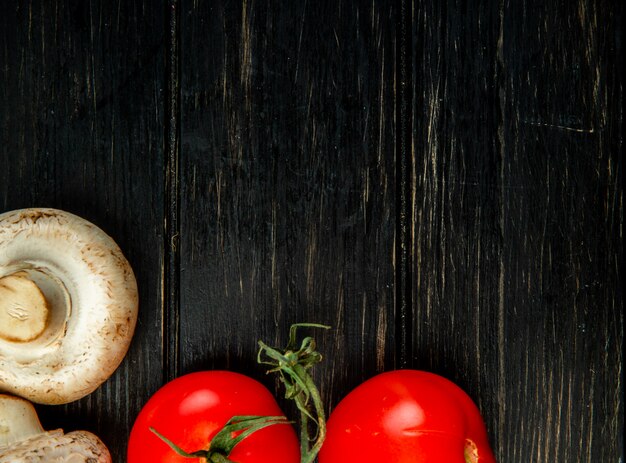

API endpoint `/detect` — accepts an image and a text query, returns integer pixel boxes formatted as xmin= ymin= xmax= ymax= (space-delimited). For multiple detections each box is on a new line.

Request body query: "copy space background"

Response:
xmin=0 ymin=1 xmax=622 ymax=461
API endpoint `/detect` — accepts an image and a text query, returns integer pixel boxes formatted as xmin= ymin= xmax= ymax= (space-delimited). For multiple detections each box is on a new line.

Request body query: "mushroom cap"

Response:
xmin=0 ymin=208 xmax=138 ymax=404
xmin=0 ymin=430 xmax=112 ymax=463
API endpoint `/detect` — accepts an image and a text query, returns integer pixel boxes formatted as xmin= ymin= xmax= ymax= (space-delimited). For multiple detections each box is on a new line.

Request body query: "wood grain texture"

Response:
xmin=0 ymin=0 xmax=622 ymax=461
xmin=495 ymin=2 xmax=623 ymax=460
xmin=412 ymin=0 xmax=623 ymax=460
xmin=0 ymin=1 xmax=166 ymax=460
xmin=178 ymin=0 xmax=397 ymax=408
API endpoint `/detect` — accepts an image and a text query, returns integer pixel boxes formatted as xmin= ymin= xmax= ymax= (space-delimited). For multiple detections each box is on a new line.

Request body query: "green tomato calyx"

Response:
xmin=151 ymin=415 xmax=291 ymax=463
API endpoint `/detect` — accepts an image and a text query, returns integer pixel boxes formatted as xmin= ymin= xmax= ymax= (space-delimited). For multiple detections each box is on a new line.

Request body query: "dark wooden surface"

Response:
xmin=0 ymin=1 xmax=622 ymax=461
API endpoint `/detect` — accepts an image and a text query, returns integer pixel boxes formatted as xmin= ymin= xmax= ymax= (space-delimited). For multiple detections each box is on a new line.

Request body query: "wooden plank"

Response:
xmin=178 ymin=0 xmax=398 ymax=408
xmin=412 ymin=0 xmax=623 ymax=460
xmin=0 ymin=1 xmax=167 ymax=460
xmin=411 ymin=0 xmax=504 ymax=446
xmin=496 ymin=2 xmax=623 ymax=460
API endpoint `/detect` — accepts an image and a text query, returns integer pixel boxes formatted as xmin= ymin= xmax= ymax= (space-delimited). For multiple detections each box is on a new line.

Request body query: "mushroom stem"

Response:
xmin=0 ymin=394 xmax=45 ymax=447
xmin=0 ymin=273 xmax=49 ymax=343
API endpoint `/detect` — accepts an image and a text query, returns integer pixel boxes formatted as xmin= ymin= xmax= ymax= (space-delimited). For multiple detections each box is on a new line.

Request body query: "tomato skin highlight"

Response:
xmin=127 ymin=371 xmax=300 ymax=463
xmin=319 ymin=370 xmax=496 ymax=463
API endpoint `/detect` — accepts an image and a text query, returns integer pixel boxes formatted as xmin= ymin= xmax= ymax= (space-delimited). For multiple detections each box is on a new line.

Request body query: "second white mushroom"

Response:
xmin=0 ymin=393 xmax=112 ymax=462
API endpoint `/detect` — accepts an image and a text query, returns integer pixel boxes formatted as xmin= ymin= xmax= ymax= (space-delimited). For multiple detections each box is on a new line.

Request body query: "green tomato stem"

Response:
xmin=297 ymin=363 xmax=326 ymax=463
xmin=258 ymin=323 xmax=330 ymax=463
xmin=210 ymin=455 xmax=235 ymax=463
xmin=299 ymin=407 xmax=310 ymax=460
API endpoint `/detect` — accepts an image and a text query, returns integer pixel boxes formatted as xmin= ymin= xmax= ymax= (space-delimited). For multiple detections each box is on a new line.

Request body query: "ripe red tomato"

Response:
xmin=319 ymin=370 xmax=496 ymax=463
xmin=127 ymin=371 xmax=300 ymax=463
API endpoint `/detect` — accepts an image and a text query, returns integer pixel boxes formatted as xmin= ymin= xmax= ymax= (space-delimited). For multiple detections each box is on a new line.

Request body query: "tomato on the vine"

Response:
xmin=127 ymin=371 xmax=300 ymax=463
xmin=318 ymin=370 xmax=496 ymax=463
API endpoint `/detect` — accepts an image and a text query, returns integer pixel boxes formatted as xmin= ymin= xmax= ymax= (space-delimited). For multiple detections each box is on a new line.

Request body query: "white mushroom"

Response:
xmin=0 ymin=208 xmax=138 ymax=404
xmin=0 ymin=393 xmax=111 ymax=462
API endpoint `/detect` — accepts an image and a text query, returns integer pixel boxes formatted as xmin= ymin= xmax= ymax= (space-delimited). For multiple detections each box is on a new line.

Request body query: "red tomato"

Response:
xmin=127 ymin=371 xmax=300 ymax=463
xmin=319 ymin=370 xmax=496 ymax=463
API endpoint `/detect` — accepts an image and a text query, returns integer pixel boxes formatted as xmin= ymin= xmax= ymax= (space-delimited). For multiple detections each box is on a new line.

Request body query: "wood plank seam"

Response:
xmin=396 ymin=0 xmax=413 ymax=369
xmin=164 ymin=0 xmax=182 ymax=383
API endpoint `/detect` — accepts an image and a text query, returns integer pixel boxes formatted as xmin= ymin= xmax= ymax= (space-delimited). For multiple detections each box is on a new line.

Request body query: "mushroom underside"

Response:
xmin=0 ymin=208 xmax=138 ymax=404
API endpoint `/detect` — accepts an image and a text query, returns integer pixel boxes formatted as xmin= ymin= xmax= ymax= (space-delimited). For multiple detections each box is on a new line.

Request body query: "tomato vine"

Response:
xmin=257 ymin=323 xmax=330 ymax=463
